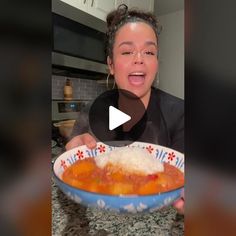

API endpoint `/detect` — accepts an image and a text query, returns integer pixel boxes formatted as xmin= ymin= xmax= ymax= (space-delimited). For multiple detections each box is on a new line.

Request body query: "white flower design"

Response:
xmin=137 ymin=203 xmax=148 ymax=212
xmin=73 ymin=195 xmax=82 ymax=203
xmin=97 ymin=199 xmax=106 ymax=208
xmin=164 ymin=197 xmax=174 ymax=205
xmin=66 ymin=192 xmax=82 ymax=203
xmin=123 ymin=202 xmax=148 ymax=213
xmin=123 ymin=203 xmax=137 ymax=213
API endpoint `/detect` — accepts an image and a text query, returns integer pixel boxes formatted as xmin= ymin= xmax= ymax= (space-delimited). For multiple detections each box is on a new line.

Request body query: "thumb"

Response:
xmin=81 ymin=133 xmax=97 ymax=149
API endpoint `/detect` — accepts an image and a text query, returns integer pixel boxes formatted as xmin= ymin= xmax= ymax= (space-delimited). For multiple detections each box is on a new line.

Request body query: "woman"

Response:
xmin=66 ymin=5 xmax=184 ymax=213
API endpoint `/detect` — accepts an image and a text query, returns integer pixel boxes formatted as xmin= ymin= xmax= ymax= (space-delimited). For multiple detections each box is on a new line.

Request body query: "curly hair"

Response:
xmin=105 ymin=4 xmax=162 ymax=59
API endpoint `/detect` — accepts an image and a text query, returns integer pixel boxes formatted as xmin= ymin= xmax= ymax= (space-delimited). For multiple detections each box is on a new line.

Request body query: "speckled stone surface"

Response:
xmin=52 ymin=181 xmax=184 ymax=236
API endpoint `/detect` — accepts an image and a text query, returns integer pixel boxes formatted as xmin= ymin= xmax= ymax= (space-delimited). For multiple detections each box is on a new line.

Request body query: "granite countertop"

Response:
xmin=52 ymin=181 xmax=184 ymax=236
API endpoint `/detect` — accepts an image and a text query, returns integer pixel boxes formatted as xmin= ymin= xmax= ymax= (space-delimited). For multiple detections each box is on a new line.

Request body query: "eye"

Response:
xmin=144 ymin=51 xmax=155 ymax=56
xmin=121 ymin=51 xmax=133 ymax=55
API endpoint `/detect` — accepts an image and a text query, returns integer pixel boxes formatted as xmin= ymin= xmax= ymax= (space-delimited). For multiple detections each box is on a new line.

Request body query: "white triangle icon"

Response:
xmin=109 ymin=106 xmax=131 ymax=131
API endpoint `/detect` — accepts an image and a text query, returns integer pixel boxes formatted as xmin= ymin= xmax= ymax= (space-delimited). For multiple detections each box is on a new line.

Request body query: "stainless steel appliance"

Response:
xmin=52 ymin=100 xmax=90 ymax=147
xmin=52 ymin=100 xmax=81 ymax=121
xmin=52 ymin=0 xmax=108 ymax=76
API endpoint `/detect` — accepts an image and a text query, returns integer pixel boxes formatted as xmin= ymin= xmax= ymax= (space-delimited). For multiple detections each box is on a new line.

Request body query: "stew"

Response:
xmin=62 ymin=158 xmax=184 ymax=195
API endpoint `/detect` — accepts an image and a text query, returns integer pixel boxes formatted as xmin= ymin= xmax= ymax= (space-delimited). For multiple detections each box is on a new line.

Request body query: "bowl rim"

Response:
xmin=52 ymin=141 xmax=184 ymax=198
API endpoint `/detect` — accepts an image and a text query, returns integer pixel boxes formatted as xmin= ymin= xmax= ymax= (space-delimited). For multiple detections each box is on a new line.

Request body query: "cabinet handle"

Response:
xmin=83 ymin=0 xmax=86 ymax=4
xmin=91 ymin=0 xmax=94 ymax=7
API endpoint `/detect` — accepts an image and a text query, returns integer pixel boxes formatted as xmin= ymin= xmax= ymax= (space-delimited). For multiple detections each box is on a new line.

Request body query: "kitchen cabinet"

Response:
xmin=59 ymin=0 xmax=116 ymax=21
xmin=59 ymin=0 xmax=87 ymax=11
xmin=115 ymin=0 xmax=154 ymax=12
xmin=88 ymin=0 xmax=116 ymax=21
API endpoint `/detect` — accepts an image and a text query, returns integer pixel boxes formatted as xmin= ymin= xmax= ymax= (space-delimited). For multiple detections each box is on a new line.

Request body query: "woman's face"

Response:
xmin=108 ymin=22 xmax=158 ymax=99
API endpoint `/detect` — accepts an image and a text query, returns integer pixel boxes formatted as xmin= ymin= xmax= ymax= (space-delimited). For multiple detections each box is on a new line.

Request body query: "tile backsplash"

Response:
xmin=52 ymin=75 xmax=107 ymax=100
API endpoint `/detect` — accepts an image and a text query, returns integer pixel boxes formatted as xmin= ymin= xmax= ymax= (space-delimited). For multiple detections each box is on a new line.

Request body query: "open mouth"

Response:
xmin=128 ymin=72 xmax=146 ymax=86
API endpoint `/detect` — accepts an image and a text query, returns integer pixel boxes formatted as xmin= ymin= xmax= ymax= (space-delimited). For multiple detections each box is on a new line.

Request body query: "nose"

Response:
xmin=134 ymin=51 xmax=144 ymax=64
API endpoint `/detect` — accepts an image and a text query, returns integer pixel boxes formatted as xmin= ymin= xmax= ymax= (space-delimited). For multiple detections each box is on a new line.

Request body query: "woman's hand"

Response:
xmin=65 ymin=133 xmax=97 ymax=150
xmin=173 ymin=189 xmax=184 ymax=214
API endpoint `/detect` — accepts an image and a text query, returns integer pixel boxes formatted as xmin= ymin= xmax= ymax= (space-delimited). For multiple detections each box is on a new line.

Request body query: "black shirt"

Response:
xmin=71 ymin=87 xmax=184 ymax=153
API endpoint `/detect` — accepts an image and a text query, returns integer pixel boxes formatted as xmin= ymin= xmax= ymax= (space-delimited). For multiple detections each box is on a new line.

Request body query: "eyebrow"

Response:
xmin=118 ymin=41 xmax=157 ymax=48
xmin=118 ymin=41 xmax=133 ymax=47
xmin=145 ymin=41 xmax=158 ymax=48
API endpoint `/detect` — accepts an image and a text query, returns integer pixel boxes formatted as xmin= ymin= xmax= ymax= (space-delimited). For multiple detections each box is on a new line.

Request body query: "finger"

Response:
xmin=65 ymin=136 xmax=84 ymax=150
xmin=173 ymin=198 xmax=184 ymax=215
xmin=81 ymin=133 xmax=97 ymax=149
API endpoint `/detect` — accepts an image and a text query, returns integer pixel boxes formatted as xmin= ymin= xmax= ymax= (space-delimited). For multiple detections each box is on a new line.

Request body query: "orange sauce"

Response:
xmin=62 ymin=158 xmax=184 ymax=195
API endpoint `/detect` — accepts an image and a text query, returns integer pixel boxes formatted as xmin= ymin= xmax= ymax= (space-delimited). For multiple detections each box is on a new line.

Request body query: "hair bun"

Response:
xmin=106 ymin=4 xmax=128 ymax=28
xmin=117 ymin=4 xmax=128 ymax=15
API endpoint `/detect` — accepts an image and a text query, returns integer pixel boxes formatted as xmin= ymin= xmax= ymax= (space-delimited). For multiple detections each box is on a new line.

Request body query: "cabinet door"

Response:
xmin=59 ymin=0 xmax=88 ymax=12
xmin=115 ymin=0 xmax=154 ymax=12
xmin=88 ymin=0 xmax=116 ymax=21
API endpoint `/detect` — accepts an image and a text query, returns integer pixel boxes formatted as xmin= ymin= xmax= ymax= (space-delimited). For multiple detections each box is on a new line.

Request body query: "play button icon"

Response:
xmin=109 ymin=106 xmax=131 ymax=131
xmin=89 ymin=89 xmax=147 ymax=147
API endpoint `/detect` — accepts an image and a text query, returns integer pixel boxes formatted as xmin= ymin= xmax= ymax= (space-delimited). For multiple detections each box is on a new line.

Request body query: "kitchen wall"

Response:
xmin=52 ymin=75 xmax=107 ymax=100
xmin=156 ymin=9 xmax=184 ymax=99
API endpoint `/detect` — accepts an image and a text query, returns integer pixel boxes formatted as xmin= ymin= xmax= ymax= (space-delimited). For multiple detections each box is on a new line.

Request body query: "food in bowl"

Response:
xmin=62 ymin=147 xmax=184 ymax=195
xmin=53 ymin=142 xmax=184 ymax=213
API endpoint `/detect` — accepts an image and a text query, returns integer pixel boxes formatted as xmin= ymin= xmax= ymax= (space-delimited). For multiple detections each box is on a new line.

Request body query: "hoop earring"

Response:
xmin=106 ymin=73 xmax=115 ymax=90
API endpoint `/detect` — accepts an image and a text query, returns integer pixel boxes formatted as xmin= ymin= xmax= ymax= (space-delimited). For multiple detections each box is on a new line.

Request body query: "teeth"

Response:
xmin=130 ymin=72 xmax=145 ymax=76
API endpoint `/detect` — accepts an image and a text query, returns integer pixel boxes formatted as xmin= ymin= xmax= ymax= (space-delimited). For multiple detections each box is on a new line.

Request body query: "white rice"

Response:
xmin=94 ymin=146 xmax=164 ymax=175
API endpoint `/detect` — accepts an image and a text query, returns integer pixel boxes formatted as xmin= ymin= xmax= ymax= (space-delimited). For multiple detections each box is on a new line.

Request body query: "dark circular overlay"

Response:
xmin=89 ymin=89 xmax=147 ymax=147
